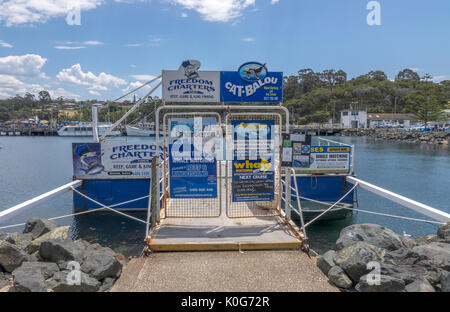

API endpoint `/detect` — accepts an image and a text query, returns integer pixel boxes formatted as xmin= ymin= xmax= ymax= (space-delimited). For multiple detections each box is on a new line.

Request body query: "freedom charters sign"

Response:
xmin=162 ymin=60 xmax=283 ymax=103
xmin=162 ymin=60 xmax=220 ymax=102
xmin=72 ymin=141 xmax=163 ymax=179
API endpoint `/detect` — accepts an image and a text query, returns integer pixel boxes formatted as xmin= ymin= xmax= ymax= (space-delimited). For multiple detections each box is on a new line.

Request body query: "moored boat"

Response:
xmin=58 ymin=122 xmax=121 ymax=137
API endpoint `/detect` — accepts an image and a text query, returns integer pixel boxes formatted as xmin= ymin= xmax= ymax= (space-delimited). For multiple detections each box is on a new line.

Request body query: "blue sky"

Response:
xmin=0 ymin=0 xmax=449 ymax=100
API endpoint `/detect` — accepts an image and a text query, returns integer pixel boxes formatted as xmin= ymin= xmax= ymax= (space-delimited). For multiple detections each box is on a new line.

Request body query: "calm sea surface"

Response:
xmin=0 ymin=136 xmax=449 ymax=255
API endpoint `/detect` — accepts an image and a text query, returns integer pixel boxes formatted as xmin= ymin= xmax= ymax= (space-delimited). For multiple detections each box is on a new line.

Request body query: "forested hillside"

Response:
xmin=1 ymin=68 xmax=449 ymax=125
xmin=283 ymin=68 xmax=450 ymax=124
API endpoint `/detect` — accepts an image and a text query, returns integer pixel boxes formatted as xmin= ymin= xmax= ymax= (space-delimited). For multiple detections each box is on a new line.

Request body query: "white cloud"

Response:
xmin=130 ymin=74 xmax=158 ymax=81
xmin=433 ymin=75 xmax=449 ymax=83
xmin=0 ymin=0 xmax=103 ymax=27
xmin=0 ymin=40 xmax=13 ymax=48
xmin=56 ymin=64 xmax=127 ymax=95
xmin=0 ymin=54 xmax=47 ymax=77
xmin=271 ymin=0 xmax=279 ymax=4
xmin=169 ymin=0 xmax=255 ymax=22
xmin=130 ymin=64 xmax=137 ymax=68
xmin=88 ymin=90 xmax=101 ymax=96
xmin=124 ymin=43 xmax=143 ymax=47
xmin=49 ymin=87 xmax=79 ymax=99
xmin=83 ymin=41 xmax=103 ymax=45
xmin=181 ymin=12 xmax=188 ymax=18
xmin=54 ymin=46 xmax=86 ymax=50
xmin=114 ymin=0 xmax=150 ymax=3
xmin=0 ymin=74 xmax=43 ymax=98
xmin=242 ymin=37 xmax=254 ymax=42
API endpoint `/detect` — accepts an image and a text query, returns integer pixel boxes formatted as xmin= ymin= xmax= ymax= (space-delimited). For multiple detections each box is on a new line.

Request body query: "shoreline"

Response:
xmin=337 ymin=128 xmax=450 ymax=145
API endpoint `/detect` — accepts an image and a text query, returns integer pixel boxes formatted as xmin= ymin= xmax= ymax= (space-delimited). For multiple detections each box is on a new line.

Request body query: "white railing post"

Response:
xmin=291 ymin=168 xmax=307 ymax=240
xmin=285 ymin=168 xmax=291 ymax=220
xmin=91 ymin=103 xmax=101 ymax=142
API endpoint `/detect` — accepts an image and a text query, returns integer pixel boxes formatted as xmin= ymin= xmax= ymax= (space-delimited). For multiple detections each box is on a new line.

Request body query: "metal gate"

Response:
xmin=225 ymin=113 xmax=282 ymax=218
xmin=158 ymin=107 xmax=285 ymax=220
xmin=163 ymin=112 xmax=222 ymax=218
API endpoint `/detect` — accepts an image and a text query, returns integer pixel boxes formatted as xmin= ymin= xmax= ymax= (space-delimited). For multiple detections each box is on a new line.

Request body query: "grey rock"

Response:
xmin=23 ymin=218 xmax=58 ymax=239
xmin=0 ymin=232 xmax=7 ymax=241
xmin=316 ymin=250 xmax=336 ymax=275
xmin=99 ymin=277 xmax=116 ymax=292
xmin=334 ymin=242 xmax=387 ymax=282
xmin=400 ymin=235 xmax=417 ymax=249
xmin=379 ymin=263 xmax=439 ymax=285
xmin=5 ymin=233 xmax=33 ymax=249
xmin=19 ymin=262 xmax=59 ymax=279
xmin=386 ymin=247 xmax=424 ymax=265
xmin=46 ymin=270 xmax=100 ymax=292
xmin=81 ymin=252 xmax=122 ymax=280
xmin=0 ymin=272 xmax=10 ymax=289
xmin=356 ymin=274 xmax=405 ymax=292
xmin=12 ymin=266 xmax=46 ymax=292
xmin=25 ymin=226 xmax=70 ymax=254
xmin=327 ymin=266 xmax=353 ymax=289
xmin=405 ymin=278 xmax=435 ymax=292
xmin=412 ymin=242 xmax=450 ymax=271
xmin=74 ymin=239 xmax=91 ymax=250
xmin=0 ymin=242 xmax=31 ymax=272
xmin=336 ymin=224 xmax=404 ymax=251
xmin=39 ymin=239 xmax=84 ymax=263
xmin=414 ymin=235 xmax=437 ymax=246
xmin=437 ymin=222 xmax=450 ymax=243
xmin=83 ymin=243 xmax=116 ymax=258
xmin=441 ymin=270 xmax=450 ymax=292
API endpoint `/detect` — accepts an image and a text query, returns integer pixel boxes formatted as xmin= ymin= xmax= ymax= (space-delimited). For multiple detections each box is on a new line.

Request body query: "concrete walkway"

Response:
xmin=111 ymin=250 xmax=338 ymax=292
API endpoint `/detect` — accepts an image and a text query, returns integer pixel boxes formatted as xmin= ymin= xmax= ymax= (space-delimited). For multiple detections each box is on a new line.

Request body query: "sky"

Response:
xmin=0 ymin=0 xmax=449 ymax=101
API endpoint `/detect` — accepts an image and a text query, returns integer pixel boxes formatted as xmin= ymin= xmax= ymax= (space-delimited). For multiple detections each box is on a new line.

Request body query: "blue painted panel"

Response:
xmin=73 ymin=179 xmax=150 ymax=211
xmin=289 ymin=176 xmax=354 ymax=204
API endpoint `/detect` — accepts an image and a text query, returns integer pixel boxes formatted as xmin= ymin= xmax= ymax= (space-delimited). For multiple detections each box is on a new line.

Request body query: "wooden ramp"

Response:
xmin=111 ymin=250 xmax=338 ymax=292
xmin=148 ymin=215 xmax=301 ymax=252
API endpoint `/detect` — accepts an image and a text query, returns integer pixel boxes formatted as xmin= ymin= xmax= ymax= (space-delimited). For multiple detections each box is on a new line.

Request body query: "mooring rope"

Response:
xmin=302 ymin=183 xmax=359 ymax=228
xmin=282 ymin=180 xmax=445 ymax=226
xmin=0 ymin=194 xmax=150 ymax=230
xmin=70 ymin=187 xmax=148 ymax=225
xmin=339 ymin=206 xmax=445 ymax=225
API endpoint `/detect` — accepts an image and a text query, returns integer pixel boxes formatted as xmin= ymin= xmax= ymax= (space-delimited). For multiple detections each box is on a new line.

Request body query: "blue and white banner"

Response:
xmin=293 ymin=146 xmax=351 ymax=174
xmin=168 ymin=117 xmax=218 ymax=198
xmin=72 ymin=141 xmax=163 ymax=179
xmin=221 ymin=62 xmax=283 ymax=103
xmin=231 ymin=119 xmax=275 ymax=202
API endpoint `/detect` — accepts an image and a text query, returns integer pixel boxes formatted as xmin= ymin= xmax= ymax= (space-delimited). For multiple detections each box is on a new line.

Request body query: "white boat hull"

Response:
xmin=58 ymin=124 xmax=121 ymax=137
xmin=126 ymin=125 xmax=157 ymax=137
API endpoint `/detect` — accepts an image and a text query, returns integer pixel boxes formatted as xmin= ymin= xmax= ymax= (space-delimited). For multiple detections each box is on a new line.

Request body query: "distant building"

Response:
xmin=367 ymin=113 xmax=418 ymax=128
xmin=340 ymin=110 xmax=367 ymax=129
xmin=62 ymin=102 xmax=77 ymax=107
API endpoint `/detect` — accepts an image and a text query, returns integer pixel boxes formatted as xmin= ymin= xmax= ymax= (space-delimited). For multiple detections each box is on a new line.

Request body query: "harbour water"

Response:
xmin=0 ymin=136 xmax=449 ymax=256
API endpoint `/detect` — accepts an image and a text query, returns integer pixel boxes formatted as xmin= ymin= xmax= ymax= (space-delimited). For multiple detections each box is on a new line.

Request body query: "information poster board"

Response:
xmin=293 ymin=146 xmax=351 ymax=174
xmin=168 ymin=117 xmax=218 ymax=198
xmin=72 ymin=141 xmax=162 ymax=179
xmin=232 ymin=120 xmax=275 ymax=202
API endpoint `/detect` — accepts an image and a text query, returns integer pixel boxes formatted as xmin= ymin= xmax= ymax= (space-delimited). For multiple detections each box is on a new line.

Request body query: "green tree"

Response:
xmin=395 ymin=69 xmax=420 ymax=84
xmin=416 ymin=96 xmax=445 ymax=124
xmin=38 ymin=90 xmax=51 ymax=105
